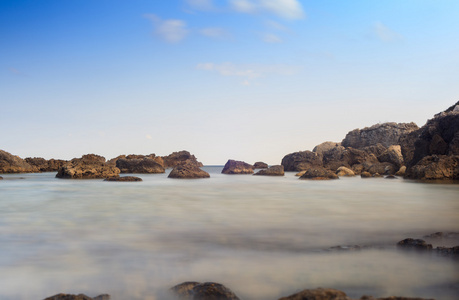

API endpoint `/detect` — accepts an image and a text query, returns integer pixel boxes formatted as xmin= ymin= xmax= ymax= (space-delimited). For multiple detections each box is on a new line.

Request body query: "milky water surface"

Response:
xmin=0 ymin=168 xmax=458 ymax=300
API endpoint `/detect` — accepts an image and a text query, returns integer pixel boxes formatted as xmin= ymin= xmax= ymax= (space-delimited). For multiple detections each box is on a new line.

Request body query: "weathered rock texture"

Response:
xmin=168 ymin=163 xmax=210 ymax=179
xmin=171 ymin=282 xmax=240 ymax=300
xmin=116 ymin=158 xmax=165 ymax=173
xmin=278 ymin=288 xmax=350 ymax=300
xmin=341 ymin=122 xmax=419 ymax=149
xmin=336 ymin=166 xmax=355 ymax=177
xmin=0 ymin=150 xmax=37 ymax=173
xmin=397 ymin=238 xmax=433 ymax=251
xmin=313 ymin=142 xmax=341 ymax=157
xmin=405 ymin=155 xmax=459 ymax=180
xmin=162 ymin=151 xmax=203 ymax=169
xmin=43 ymin=294 xmax=110 ymax=300
xmin=299 ymin=167 xmax=339 ymax=180
xmin=104 ymin=176 xmax=142 ymax=182
xmin=377 ymin=145 xmax=404 ymax=168
xmin=222 ymin=160 xmax=254 ymax=174
xmin=253 ymin=161 xmax=268 ymax=169
xmin=25 ymin=157 xmax=67 ymax=172
xmin=254 ymin=165 xmax=284 ymax=176
xmin=56 ymin=154 xmax=120 ymax=179
xmin=281 ymin=151 xmax=322 ymax=172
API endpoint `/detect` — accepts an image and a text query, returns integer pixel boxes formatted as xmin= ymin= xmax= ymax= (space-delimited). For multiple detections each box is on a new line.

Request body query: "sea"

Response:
xmin=0 ymin=167 xmax=458 ymax=300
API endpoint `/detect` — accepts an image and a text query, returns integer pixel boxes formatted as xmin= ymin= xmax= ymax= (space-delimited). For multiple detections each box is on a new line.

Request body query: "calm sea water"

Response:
xmin=0 ymin=167 xmax=458 ymax=300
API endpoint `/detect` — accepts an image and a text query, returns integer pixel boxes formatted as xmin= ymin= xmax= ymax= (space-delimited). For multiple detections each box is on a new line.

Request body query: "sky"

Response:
xmin=1 ymin=0 xmax=459 ymax=165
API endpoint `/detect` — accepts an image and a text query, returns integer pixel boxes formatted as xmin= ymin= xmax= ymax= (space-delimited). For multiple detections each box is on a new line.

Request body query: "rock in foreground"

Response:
xmin=299 ymin=167 xmax=339 ymax=180
xmin=168 ymin=163 xmax=210 ymax=179
xmin=56 ymin=154 xmax=120 ymax=179
xmin=254 ymin=165 xmax=284 ymax=176
xmin=222 ymin=160 xmax=254 ymax=174
xmin=171 ymin=282 xmax=240 ymax=300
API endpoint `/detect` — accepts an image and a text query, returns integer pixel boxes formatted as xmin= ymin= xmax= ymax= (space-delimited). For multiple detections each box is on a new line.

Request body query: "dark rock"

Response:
xmin=336 ymin=166 xmax=355 ymax=177
xmin=171 ymin=282 xmax=240 ymax=300
xmin=299 ymin=167 xmax=339 ymax=180
xmin=342 ymin=122 xmax=419 ymax=149
xmin=168 ymin=163 xmax=210 ymax=179
xmin=0 ymin=150 xmax=38 ymax=173
xmin=397 ymin=238 xmax=433 ymax=250
xmin=253 ymin=161 xmax=268 ymax=169
xmin=405 ymin=155 xmax=459 ymax=180
xmin=385 ymin=175 xmax=397 ymax=179
xmin=360 ymin=171 xmax=372 ymax=178
xmin=56 ymin=154 xmax=120 ymax=179
xmin=104 ymin=176 xmax=142 ymax=182
xmin=436 ymin=246 xmax=459 ymax=257
xmin=281 ymin=150 xmax=323 ymax=172
xmin=361 ymin=143 xmax=388 ymax=157
xmin=366 ymin=162 xmax=397 ymax=175
xmin=254 ymin=165 xmax=284 ymax=176
xmin=43 ymin=294 xmax=109 ymax=300
xmin=322 ymin=146 xmax=349 ymax=171
xmin=313 ymin=142 xmax=342 ymax=158
xmin=162 ymin=151 xmax=203 ymax=169
xmin=278 ymin=288 xmax=351 ymax=300
xmin=222 ymin=160 xmax=254 ymax=174
xmin=116 ymin=158 xmax=165 ymax=174
xmin=377 ymin=145 xmax=404 ymax=168
xmin=25 ymin=157 xmax=67 ymax=172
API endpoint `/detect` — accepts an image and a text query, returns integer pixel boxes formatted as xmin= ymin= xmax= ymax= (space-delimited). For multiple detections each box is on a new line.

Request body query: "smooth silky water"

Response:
xmin=0 ymin=167 xmax=458 ymax=300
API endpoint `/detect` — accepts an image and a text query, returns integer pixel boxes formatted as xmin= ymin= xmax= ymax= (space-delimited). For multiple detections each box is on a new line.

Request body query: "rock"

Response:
xmin=295 ymin=170 xmax=306 ymax=176
xmin=397 ymin=238 xmax=433 ymax=250
xmin=171 ymin=282 xmax=240 ymax=300
xmin=43 ymin=294 xmax=109 ymax=300
xmin=372 ymin=173 xmax=383 ymax=178
xmin=361 ymin=171 xmax=372 ymax=178
xmin=436 ymin=246 xmax=459 ymax=257
xmin=162 ymin=151 xmax=203 ymax=169
xmin=361 ymin=143 xmax=388 ymax=157
xmin=377 ymin=145 xmax=404 ymax=168
xmin=222 ymin=160 xmax=254 ymax=174
xmin=254 ymin=165 xmax=284 ymax=176
xmin=395 ymin=166 xmax=406 ymax=176
xmin=281 ymin=150 xmax=323 ymax=172
xmin=313 ymin=142 xmax=341 ymax=157
xmin=25 ymin=157 xmax=67 ymax=172
xmin=299 ymin=167 xmax=339 ymax=180
xmin=385 ymin=175 xmax=397 ymax=179
xmin=56 ymin=154 xmax=120 ymax=179
xmin=342 ymin=122 xmax=419 ymax=149
xmin=116 ymin=158 xmax=165 ymax=174
xmin=366 ymin=162 xmax=397 ymax=175
xmin=168 ymin=163 xmax=210 ymax=179
xmin=336 ymin=166 xmax=355 ymax=177
xmin=253 ymin=161 xmax=268 ymax=169
xmin=0 ymin=176 xmax=2 ymax=180
xmin=278 ymin=288 xmax=351 ymax=300
xmin=0 ymin=150 xmax=38 ymax=173
xmin=404 ymin=155 xmax=459 ymax=180
xmin=322 ymin=146 xmax=349 ymax=171
xmin=104 ymin=176 xmax=142 ymax=182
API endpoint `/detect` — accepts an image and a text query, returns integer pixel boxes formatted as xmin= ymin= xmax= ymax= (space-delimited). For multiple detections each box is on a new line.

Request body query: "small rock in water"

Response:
xmin=43 ymin=294 xmax=110 ymax=300
xmin=253 ymin=161 xmax=268 ymax=169
xmin=385 ymin=175 xmax=397 ymax=179
xmin=254 ymin=165 xmax=284 ymax=176
xmin=171 ymin=282 xmax=240 ymax=300
xmin=104 ymin=176 xmax=142 ymax=182
xmin=397 ymin=238 xmax=433 ymax=250
xmin=360 ymin=171 xmax=372 ymax=178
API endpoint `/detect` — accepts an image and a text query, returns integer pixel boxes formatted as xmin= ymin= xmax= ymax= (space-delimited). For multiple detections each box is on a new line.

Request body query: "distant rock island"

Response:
xmin=1 ymin=101 xmax=458 ymax=181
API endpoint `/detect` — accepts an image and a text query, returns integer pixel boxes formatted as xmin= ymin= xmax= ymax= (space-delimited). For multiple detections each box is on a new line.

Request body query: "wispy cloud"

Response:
xmin=373 ymin=22 xmax=403 ymax=42
xmin=229 ymin=0 xmax=305 ymax=20
xmin=144 ymin=14 xmax=189 ymax=43
xmin=197 ymin=62 xmax=299 ymax=85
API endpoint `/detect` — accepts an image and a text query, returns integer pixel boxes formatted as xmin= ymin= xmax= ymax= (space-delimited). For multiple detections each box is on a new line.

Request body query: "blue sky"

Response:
xmin=1 ymin=0 xmax=459 ymax=164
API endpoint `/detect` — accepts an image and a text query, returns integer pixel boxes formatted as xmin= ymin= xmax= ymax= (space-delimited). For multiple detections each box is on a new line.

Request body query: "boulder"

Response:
xmin=395 ymin=166 xmax=407 ymax=176
xmin=336 ymin=166 xmax=355 ymax=177
xmin=361 ymin=143 xmax=387 ymax=157
xmin=253 ymin=161 xmax=268 ymax=169
xmin=405 ymin=155 xmax=459 ymax=180
xmin=397 ymin=238 xmax=433 ymax=250
xmin=104 ymin=176 xmax=142 ymax=182
xmin=56 ymin=154 xmax=120 ymax=179
xmin=278 ymin=288 xmax=350 ymax=300
xmin=295 ymin=170 xmax=306 ymax=177
xmin=116 ymin=158 xmax=165 ymax=173
xmin=299 ymin=167 xmax=339 ymax=180
xmin=168 ymin=163 xmax=210 ymax=179
xmin=254 ymin=165 xmax=284 ymax=176
xmin=322 ymin=146 xmax=349 ymax=171
xmin=25 ymin=157 xmax=67 ymax=172
xmin=342 ymin=122 xmax=419 ymax=149
xmin=222 ymin=160 xmax=254 ymax=174
xmin=312 ymin=142 xmax=341 ymax=158
xmin=43 ymin=294 xmax=109 ymax=300
xmin=366 ymin=162 xmax=397 ymax=175
xmin=377 ymin=145 xmax=404 ymax=168
xmin=360 ymin=172 xmax=372 ymax=178
xmin=162 ymin=151 xmax=203 ymax=169
xmin=281 ymin=150 xmax=323 ymax=172
xmin=0 ymin=150 xmax=38 ymax=173
xmin=171 ymin=282 xmax=240 ymax=300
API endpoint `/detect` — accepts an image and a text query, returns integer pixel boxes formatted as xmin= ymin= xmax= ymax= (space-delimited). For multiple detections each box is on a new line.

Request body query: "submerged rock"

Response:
xmin=168 ymin=163 xmax=210 ymax=179
xmin=56 ymin=154 xmax=120 ymax=179
xmin=171 ymin=282 xmax=240 ymax=300
xmin=299 ymin=167 xmax=339 ymax=180
xmin=104 ymin=176 xmax=142 ymax=182
xmin=222 ymin=160 xmax=254 ymax=174
xmin=254 ymin=165 xmax=284 ymax=176
xmin=397 ymin=238 xmax=433 ymax=250
xmin=253 ymin=161 xmax=268 ymax=169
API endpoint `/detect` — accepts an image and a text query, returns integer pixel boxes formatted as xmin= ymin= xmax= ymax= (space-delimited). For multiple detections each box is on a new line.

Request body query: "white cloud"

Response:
xmin=262 ymin=33 xmax=282 ymax=43
xmin=144 ymin=14 xmax=189 ymax=43
xmin=200 ymin=27 xmax=227 ymax=39
xmin=373 ymin=22 xmax=403 ymax=42
xmin=230 ymin=0 xmax=305 ymax=19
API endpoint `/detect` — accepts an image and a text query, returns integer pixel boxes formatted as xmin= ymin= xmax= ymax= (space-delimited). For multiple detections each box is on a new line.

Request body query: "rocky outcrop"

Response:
xmin=253 ymin=161 xmax=268 ymax=169
xmin=56 ymin=154 xmax=120 ymax=179
xmin=171 ymin=282 xmax=240 ymax=300
xmin=254 ymin=165 xmax=284 ymax=176
xmin=25 ymin=157 xmax=67 ymax=172
xmin=222 ymin=160 xmax=254 ymax=174
xmin=116 ymin=158 xmax=165 ymax=173
xmin=168 ymin=163 xmax=210 ymax=179
xmin=299 ymin=167 xmax=339 ymax=180
xmin=395 ymin=166 xmax=407 ymax=176
xmin=104 ymin=176 xmax=142 ymax=182
xmin=405 ymin=155 xmax=459 ymax=180
xmin=44 ymin=294 xmax=110 ymax=300
xmin=322 ymin=147 xmax=379 ymax=173
xmin=342 ymin=122 xmax=419 ymax=149
xmin=377 ymin=145 xmax=404 ymax=168
xmin=336 ymin=166 xmax=355 ymax=177
xmin=162 ymin=151 xmax=203 ymax=169
xmin=279 ymin=288 xmax=350 ymax=300
xmin=366 ymin=162 xmax=397 ymax=175
xmin=0 ymin=150 xmax=38 ymax=173
xmin=397 ymin=238 xmax=433 ymax=250
xmin=281 ymin=151 xmax=322 ymax=172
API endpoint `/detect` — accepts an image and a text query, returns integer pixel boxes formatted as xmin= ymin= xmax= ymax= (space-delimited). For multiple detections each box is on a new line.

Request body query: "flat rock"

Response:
xmin=56 ymin=154 xmax=120 ymax=179
xmin=168 ymin=163 xmax=210 ymax=179
xmin=254 ymin=165 xmax=284 ymax=176
xmin=104 ymin=176 xmax=142 ymax=182
xmin=222 ymin=160 xmax=254 ymax=174
xmin=299 ymin=167 xmax=339 ymax=180
xmin=171 ymin=282 xmax=240 ymax=300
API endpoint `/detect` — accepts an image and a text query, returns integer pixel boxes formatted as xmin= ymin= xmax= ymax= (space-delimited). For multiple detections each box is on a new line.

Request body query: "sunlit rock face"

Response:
xmin=56 ymin=154 xmax=120 ymax=179
xmin=222 ymin=159 xmax=254 ymax=174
